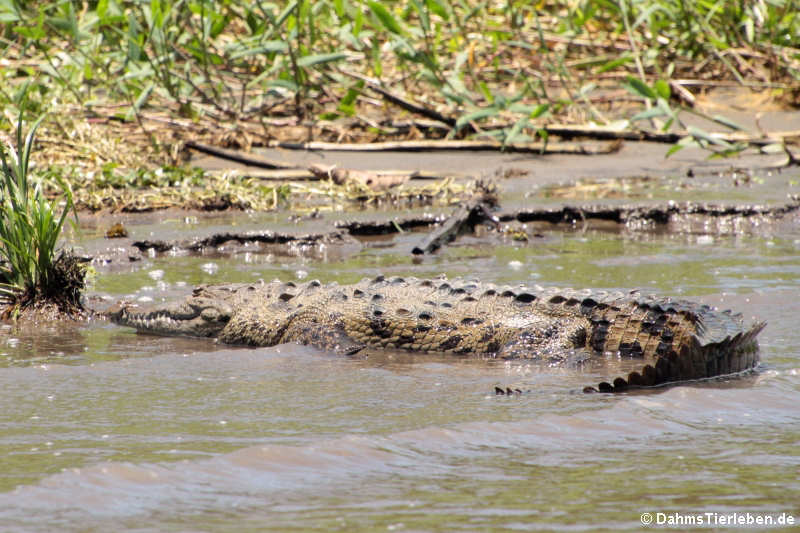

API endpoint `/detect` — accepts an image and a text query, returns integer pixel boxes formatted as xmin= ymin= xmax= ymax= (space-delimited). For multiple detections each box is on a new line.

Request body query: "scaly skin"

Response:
xmin=109 ymin=275 xmax=765 ymax=392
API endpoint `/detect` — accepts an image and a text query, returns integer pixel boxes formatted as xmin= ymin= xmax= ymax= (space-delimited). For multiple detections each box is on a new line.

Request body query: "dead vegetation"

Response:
xmin=0 ymin=1 xmax=797 ymax=213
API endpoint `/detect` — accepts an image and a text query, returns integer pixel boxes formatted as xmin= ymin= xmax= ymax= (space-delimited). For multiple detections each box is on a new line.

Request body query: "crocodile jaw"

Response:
xmin=109 ymin=298 xmax=233 ymax=338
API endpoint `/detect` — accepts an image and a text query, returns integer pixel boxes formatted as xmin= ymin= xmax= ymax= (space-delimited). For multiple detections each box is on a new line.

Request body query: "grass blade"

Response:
xmin=368 ymin=2 xmax=404 ymax=35
xmin=296 ymin=52 xmax=348 ymax=67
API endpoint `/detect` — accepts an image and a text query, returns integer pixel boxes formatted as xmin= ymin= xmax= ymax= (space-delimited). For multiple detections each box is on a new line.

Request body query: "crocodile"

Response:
xmin=109 ymin=275 xmax=765 ymax=392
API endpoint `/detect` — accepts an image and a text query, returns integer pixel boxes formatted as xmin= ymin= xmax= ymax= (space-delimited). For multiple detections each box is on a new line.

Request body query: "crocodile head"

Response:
xmin=108 ymin=296 xmax=234 ymax=338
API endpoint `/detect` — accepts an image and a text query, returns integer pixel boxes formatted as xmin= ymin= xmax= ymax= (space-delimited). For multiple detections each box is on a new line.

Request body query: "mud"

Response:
xmin=503 ymin=198 xmax=800 ymax=234
xmin=59 ymin=116 xmax=800 ymax=267
xmin=206 ymin=141 xmax=799 ymax=199
xmin=72 ymin=198 xmax=800 ymax=267
xmin=132 ymin=228 xmax=356 ymax=254
xmin=339 ymin=198 xmax=800 ymax=237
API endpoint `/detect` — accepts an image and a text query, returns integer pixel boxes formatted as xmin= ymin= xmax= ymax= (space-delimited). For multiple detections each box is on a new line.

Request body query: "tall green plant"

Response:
xmin=0 ymin=86 xmax=75 ymax=302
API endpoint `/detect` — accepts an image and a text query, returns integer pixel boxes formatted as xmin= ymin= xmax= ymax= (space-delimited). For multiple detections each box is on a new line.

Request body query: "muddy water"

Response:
xmin=2 ymin=214 xmax=800 ymax=530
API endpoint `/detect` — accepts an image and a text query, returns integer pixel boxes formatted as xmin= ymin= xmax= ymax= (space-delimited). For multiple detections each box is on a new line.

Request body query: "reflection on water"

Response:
xmin=0 ymin=227 xmax=799 ymax=531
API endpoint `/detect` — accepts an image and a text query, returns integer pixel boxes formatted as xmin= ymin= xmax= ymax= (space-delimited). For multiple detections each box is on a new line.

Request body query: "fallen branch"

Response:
xmin=184 ymin=141 xmax=299 ymax=169
xmin=364 ymin=83 xmax=457 ymax=128
xmin=545 ymin=125 xmax=800 ymax=146
xmin=544 ymin=124 xmax=681 ymax=143
xmin=338 ymin=69 xmax=457 ymax=127
xmin=265 ymin=139 xmax=622 ymax=154
xmin=206 ymin=168 xmax=469 ymax=182
xmin=208 ymin=169 xmax=319 ymax=180
xmin=412 ymin=196 xmax=499 ymax=254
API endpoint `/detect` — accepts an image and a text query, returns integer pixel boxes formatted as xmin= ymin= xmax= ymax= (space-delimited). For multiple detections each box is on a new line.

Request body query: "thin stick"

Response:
xmin=184 ymin=141 xmax=299 ymax=169
xmin=207 ymin=168 xmax=464 ymax=181
xmin=265 ymin=139 xmax=623 ymax=154
xmin=338 ymin=69 xmax=457 ymax=127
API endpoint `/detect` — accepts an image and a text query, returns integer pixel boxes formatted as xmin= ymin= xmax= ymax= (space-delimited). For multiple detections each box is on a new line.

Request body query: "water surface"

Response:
xmin=1 ymin=217 xmax=798 ymax=531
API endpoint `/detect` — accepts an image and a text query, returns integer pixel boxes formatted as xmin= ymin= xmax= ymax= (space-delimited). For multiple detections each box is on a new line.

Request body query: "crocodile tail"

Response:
xmin=589 ymin=302 xmax=765 ymax=393
xmin=525 ymin=287 xmax=765 ymax=392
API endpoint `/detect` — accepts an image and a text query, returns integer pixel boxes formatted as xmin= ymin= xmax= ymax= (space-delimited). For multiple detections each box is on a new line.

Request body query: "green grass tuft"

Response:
xmin=0 ymin=83 xmax=82 ymax=313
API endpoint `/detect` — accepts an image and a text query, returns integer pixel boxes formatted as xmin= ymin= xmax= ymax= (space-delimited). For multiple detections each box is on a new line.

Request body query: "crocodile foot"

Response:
xmin=494 ymin=386 xmax=524 ymax=395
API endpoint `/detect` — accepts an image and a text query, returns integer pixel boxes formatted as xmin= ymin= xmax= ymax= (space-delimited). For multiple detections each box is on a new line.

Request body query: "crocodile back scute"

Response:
xmin=208 ymin=276 xmax=763 ymax=390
